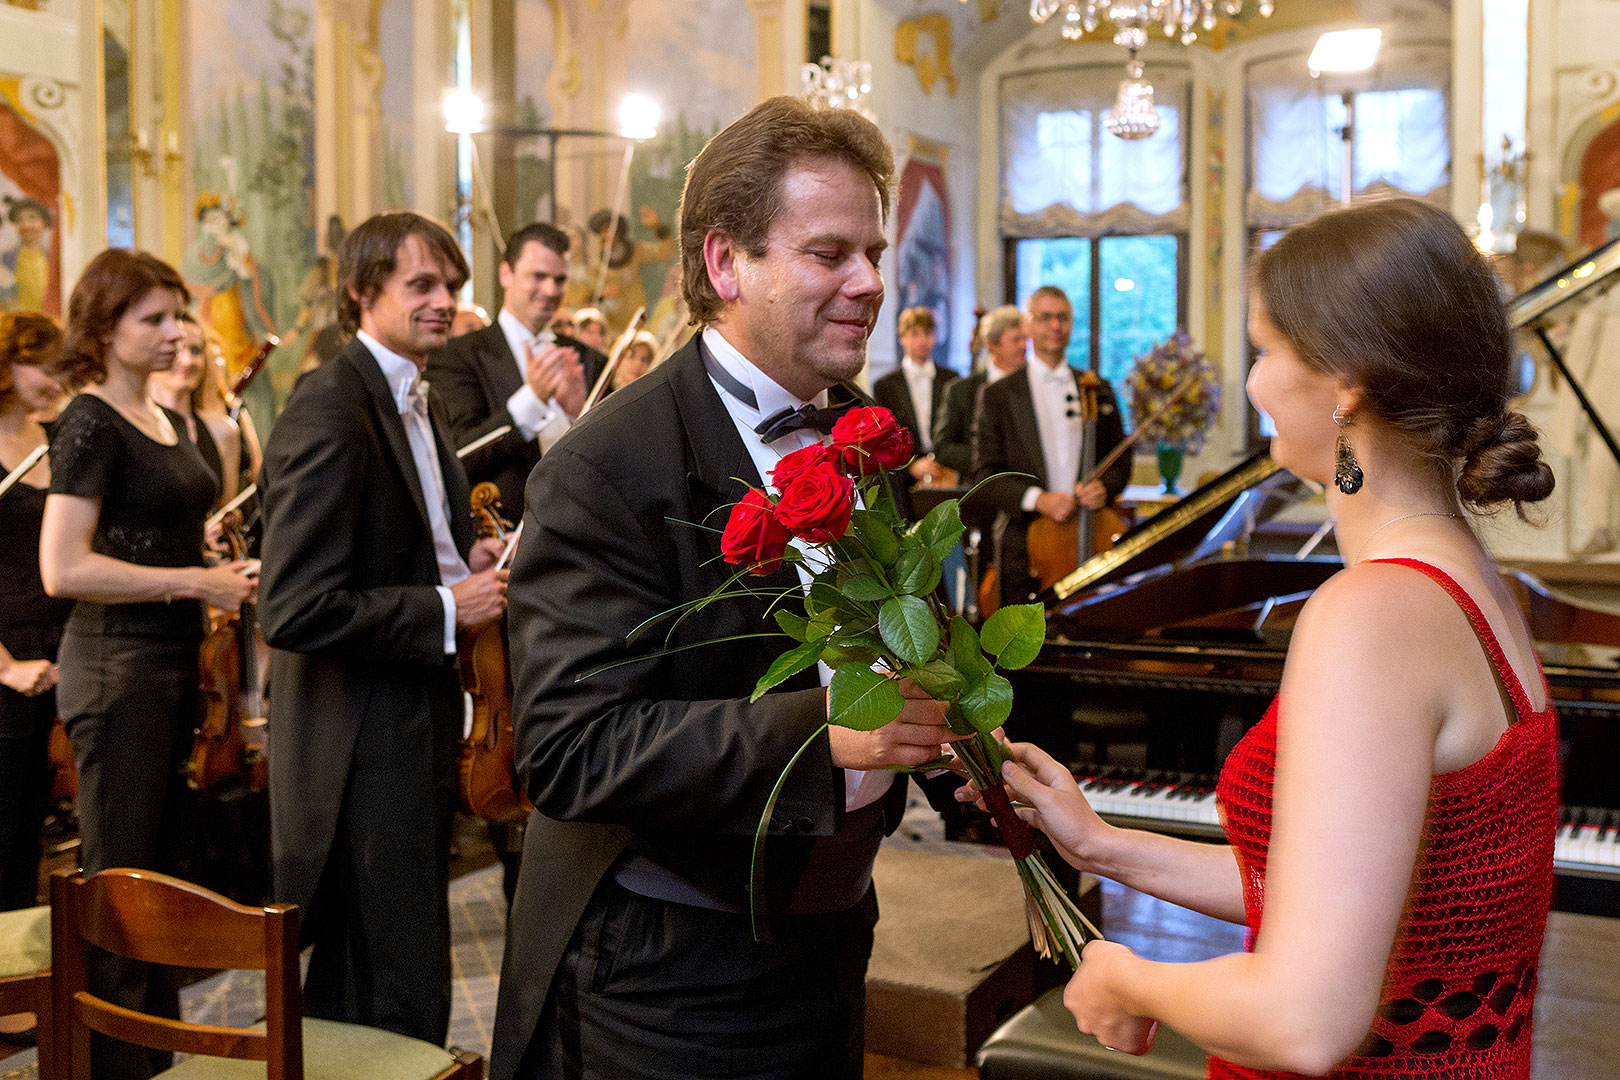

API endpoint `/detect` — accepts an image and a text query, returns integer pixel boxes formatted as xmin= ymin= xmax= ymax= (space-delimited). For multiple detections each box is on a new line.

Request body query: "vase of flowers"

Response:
xmin=1126 ymin=332 xmax=1222 ymax=494
xmin=697 ymin=406 xmax=1102 ymax=968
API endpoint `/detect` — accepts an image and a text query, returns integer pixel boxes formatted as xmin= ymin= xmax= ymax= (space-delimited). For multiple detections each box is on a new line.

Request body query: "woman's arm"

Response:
xmin=40 ymin=493 xmax=255 ymax=610
xmin=987 ymin=744 xmax=1247 ymax=923
xmin=1066 ymin=565 xmax=1446 ymax=1073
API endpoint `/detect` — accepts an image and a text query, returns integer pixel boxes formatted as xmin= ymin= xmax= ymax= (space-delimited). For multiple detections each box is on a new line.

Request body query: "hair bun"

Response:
xmin=1457 ymin=410 xmax=1555 ymax=510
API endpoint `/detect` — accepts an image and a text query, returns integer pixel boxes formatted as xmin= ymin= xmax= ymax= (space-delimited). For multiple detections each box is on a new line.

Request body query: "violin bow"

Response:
xmin=581 ymin=306 xmax=647 ymax=416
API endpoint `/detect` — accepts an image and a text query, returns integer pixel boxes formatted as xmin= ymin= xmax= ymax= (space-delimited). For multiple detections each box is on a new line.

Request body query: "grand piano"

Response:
xmin=996 ymin=237 xmax=1620 ymax=917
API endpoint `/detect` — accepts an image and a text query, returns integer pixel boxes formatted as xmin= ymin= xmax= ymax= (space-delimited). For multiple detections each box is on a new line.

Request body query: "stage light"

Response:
xmin=619 ymin=94 xmax=661 ymax=140
xmin=1308 ymin=28 xmax=1382 ymax=77
xmin=443 ymin=89 xmax=486 ymax=135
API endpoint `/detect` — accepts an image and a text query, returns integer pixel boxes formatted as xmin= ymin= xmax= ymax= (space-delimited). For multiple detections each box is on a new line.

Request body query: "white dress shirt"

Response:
xmin=899 ymin=356 xmax=937 ymax=451
xmin=358 ymin=331 xmax=470 ymax=655
xmin=1023 ymin=356 xmax=1082 ymax=512
xmin=498 ymin=308 xmax=574 ymax=454
xmin=701 ymin=327 xmax=892 ymax=813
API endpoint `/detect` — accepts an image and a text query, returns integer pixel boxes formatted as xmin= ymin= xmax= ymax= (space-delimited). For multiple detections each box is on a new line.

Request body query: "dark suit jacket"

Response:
xmin=973 ymin=365 xmax=1131 ymax=604
xmin=257 ymin=337 xmax=477 ymax=914
xmin=426 ymin=321 xmax=605 ymax=521
xmin=932 ymin=369 xmax=988 ymax=478
xmin=871 ymin=362 xmax=957 ymax=457
xmin=489 ymin=336 xmax=913 ymax=1080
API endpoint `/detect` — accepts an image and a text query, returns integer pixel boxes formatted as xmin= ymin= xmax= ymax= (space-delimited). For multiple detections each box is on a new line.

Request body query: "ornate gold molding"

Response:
xmin=895 ymin=13 xmax=955 ymax=97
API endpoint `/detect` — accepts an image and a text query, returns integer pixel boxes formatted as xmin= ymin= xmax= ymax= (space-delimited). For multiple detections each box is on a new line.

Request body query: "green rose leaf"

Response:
xmin=944 ymin=700 xmax=975 ymax=738
xmin=821 ymin=643 xmax=878 ymax=668
xmin=828 ymin=664 xmax=906 ymax=731
xmin=948 ymin=616 xmax=993 ymax=681
xmin=903 ymin=659 xmax=964 ymax=702
xmin=894 ymin=545 xmax=943 ymax=597
xmin=878 ymin=595 xmax=939 ymax=666
xmin=808 ymin=581 xmax=853 ymax=617
xmin=773 ymin=609 xmax=811 ymax=643
xmin=842 ymin=573 xmax=893 ymax=603
xmin=959 ymin=672 xmax=1014 ymax=734
xmin=750 ymin=639 xmax=826 ymax=701
xmin=979 ymin=603 xmax=1047 ymax=670
xmin=911 ymin=499 xmax=966 ymax=562
xmin=852 ymin=509 xmax=901 ymax=566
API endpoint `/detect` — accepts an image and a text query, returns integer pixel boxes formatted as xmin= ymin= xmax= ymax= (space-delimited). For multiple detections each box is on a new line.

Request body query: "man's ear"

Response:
xmin=703 ymin=229 xmax=742 ymax=304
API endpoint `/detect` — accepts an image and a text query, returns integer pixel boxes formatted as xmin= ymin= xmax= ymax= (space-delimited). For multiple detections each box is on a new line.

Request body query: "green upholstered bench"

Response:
xmin=976 ymin=986 xmax=1207 ymax=1080
xmin=0 ymin=905 xmax=51 ymax=1063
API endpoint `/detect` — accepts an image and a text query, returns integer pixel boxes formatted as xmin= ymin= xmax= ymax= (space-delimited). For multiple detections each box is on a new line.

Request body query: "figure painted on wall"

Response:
xmin=0 ymin=196 xmax=51 ymax=314
xmin=184 ymin=192 xmax=279 ymax=383
xmin=895 ymin=155 xmax=952 ymax=369
xmin=565 ymin=205 xmax=676 ymax=340
xmin=0 ymin=99 xmax=63 ymax=317
xmin=1577 ymin=116 xmax=1620 ymax=249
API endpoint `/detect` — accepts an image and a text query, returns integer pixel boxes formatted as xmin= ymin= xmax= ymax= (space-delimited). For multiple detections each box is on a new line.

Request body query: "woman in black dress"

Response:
xmin=0 ymin=312 xmax=71 ymax=921
xmin=39 ymin=249 xmax=256 ymax=1078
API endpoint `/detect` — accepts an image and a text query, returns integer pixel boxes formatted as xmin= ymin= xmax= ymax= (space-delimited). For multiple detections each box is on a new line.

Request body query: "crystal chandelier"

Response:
xmin=801 ymin=56 xmax=876 ymax=122
xmin=1030 ymin=0 xmax=1275 ymax=138
xmin=1106 ymin=58 xmax=1160 ymax=140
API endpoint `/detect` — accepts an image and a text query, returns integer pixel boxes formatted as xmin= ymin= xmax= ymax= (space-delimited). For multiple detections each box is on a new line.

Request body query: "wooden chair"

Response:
xmin=49 ymin=868 xmax=482 ymax=1080
xmin=0 ymin=904 xmax=51 ymax=1063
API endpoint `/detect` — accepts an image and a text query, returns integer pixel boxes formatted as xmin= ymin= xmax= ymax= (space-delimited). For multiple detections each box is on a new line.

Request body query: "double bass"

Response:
xmin=457 ymin=483 xmax=531 ymax=824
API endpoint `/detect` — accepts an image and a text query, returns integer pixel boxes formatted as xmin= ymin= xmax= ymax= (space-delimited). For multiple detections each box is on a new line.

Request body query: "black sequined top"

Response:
xmin=48 ymin=394 xmax=219 ymax=638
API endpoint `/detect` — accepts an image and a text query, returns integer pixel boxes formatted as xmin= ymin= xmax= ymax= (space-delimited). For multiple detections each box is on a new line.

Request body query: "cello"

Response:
xmin=456 ymin=483 xmax=532 ymax=824
xmin=1025 ymin=371 xmax=1129 ymax=593
xmin=185 ymin=509 xmax=267 ymax=794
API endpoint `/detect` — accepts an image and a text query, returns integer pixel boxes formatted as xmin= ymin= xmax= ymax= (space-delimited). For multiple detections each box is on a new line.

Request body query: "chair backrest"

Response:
xmin=49 ymin=868 xmax=304 ymax=1080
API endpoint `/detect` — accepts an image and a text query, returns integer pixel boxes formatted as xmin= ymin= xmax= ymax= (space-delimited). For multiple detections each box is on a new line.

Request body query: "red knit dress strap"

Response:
xmin=1366 ymin=558 xmax=1549 ymax=722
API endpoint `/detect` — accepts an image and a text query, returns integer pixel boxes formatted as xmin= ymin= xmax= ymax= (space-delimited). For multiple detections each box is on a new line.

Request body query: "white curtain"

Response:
xmin=1247 ymin=42 xmax=1451 ymax=228
xmin=1001 ymin=64 xmax=1189 ymax=238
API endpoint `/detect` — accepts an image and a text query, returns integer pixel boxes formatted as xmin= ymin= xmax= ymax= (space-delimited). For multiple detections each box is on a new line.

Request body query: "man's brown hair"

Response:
xmin=897 ymin=306 xmax=936 ymax=336
xmin=678 ymin=97 xmax=895 ymax=325
xmin=337 ymin=212 xmax=468 ymax=335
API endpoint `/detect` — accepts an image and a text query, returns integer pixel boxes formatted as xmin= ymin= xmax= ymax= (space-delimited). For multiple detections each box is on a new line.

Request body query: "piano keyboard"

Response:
xmin=1073 ymin=768 xmax=1620 ymax=878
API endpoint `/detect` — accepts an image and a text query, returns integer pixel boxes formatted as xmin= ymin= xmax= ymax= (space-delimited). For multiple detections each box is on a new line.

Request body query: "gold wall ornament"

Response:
xmin=896 ymin=14 xmax=957 ymax=97
xmin=978 ymin=0 xmax=1005 ymax=20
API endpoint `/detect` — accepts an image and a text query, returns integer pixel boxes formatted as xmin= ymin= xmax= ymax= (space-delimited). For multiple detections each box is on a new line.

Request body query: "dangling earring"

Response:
xmin=1333 ymin=406 xmax=1363 ymax=494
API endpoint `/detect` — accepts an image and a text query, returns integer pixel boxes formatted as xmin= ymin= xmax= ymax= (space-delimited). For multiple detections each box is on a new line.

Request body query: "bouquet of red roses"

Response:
xmin=714 ymin=405 xmax=1101 ymax=968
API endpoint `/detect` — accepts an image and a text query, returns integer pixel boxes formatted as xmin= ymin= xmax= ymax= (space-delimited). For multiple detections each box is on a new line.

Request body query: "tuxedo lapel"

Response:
xmin=428 ymin=393 xmax=476 ymax=553
xmin=342 ymin=341 xmax=434 ymax=534
xmin=477 ymin=323 xmax=524 ymax=402
xmin=1010 ymin=368 xmax=1047 ymax=482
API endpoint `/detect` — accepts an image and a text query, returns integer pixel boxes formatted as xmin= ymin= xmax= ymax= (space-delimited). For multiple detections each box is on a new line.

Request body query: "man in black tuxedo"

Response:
xmin=427 ymin=222 xmax=605 ymax=521
xmin=490 ymin=96 xmax=960 ymax=1080
xmin=932 ymin=303 xmax=1028 ymax=479
xmin=974 ymin=286 xmax=1131 ymax=607
xmin=258 ymin=212 xmax=509 ymax=1044
xmin=872 ymin=305 xmax=956 ymax=486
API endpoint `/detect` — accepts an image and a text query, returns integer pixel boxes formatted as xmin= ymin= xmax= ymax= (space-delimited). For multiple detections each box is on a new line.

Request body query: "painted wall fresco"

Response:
xmin=0 ymin=98 xmax=62 ymax=317
xmin=187 ymin=0 xmax=315 ymax=426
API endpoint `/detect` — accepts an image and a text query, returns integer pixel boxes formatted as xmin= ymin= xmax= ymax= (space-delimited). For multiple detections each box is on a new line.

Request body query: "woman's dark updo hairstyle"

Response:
xmin=1253 ymin=196 xmax=1553 ymax=515
xmin=59 ymin=248 xmax=189 ymax=389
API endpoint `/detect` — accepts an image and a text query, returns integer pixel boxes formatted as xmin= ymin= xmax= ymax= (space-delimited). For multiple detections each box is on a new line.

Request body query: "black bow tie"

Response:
xmin=700 ymin=337 xmax=846 ymax=444
xmin=754 ymin=403 xmax=845 ymax=444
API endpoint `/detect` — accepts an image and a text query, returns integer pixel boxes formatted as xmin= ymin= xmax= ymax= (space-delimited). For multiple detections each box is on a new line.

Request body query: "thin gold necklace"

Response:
xmin=1351 ymin=511 xmax=1461 ymax=564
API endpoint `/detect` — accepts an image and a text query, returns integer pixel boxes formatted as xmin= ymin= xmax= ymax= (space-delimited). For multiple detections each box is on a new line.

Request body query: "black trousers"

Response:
xmin=0 ymin=623 xmax=59 ymax=912
xmin=57 ymin=629 xmax=201 ymax=1080
xmin=300 ymin=679 xmax=459 ymax=1046
xmin=517 ymin=880 xmax=877 ymax=1080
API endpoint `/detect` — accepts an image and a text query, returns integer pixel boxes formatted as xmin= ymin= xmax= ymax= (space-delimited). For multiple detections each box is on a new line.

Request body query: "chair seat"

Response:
xmin=155 ymin=1018 xmax=457 ymax=1080
xmin=0 ymin=908 xmax=50 ymax=978
xmin=976 ymin=986 xmax=1207 ymax=1080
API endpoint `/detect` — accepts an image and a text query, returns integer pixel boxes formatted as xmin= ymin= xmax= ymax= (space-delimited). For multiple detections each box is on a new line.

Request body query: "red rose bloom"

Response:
xmin=770 ymin=443 xmax=838 ymax=491
xmin=773 ymin=461 xmax=854 ymax=543
xmin=721 ymin=488 xmax=792 ymax=575
xmin=830 ymin=406 xmax=913 ymax=475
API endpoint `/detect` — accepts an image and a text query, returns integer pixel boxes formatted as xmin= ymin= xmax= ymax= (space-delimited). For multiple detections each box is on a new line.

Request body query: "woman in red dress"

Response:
xmin=965 ymin=197 xmax=1558 ymax=1078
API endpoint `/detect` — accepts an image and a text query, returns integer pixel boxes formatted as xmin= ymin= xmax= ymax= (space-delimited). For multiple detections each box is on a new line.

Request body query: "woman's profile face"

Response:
xmin=153 ymin=322 xmax=208 ymax=395
xmin=1245 ymin=297 xmax=1341 ymax=485
xmin=107 ymin=287 xmax=187 ymax=377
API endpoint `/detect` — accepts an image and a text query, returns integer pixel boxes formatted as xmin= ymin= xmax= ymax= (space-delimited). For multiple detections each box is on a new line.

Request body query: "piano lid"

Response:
xmin=1041 ymin=453 xmax=1316 ymax=603
xmin=1510 ymin=234 xmax=1620 ymax=329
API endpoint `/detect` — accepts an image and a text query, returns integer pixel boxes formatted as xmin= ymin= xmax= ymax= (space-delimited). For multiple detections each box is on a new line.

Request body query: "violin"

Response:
xmin=457 ymin=483 xmax=532 ymax=824
xmin=185 ymin=509 xmax=268 ymax=794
